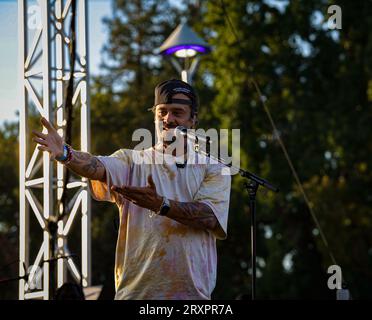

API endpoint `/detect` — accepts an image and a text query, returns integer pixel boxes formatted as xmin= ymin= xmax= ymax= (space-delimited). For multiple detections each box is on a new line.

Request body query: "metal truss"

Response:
xmin=18 ymin=0 xmax=91 ymax=300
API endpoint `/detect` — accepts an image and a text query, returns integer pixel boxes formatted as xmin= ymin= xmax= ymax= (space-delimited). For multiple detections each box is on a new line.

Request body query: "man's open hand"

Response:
xmin=111 ymin=175 xmax=163 ymax=212
xmin=32 ymin=117 xmax=64 ymax=161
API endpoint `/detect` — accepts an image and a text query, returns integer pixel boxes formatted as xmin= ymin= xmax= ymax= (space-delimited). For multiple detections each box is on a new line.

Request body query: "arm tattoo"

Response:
xmin=167 ymin=200 xmax=219 ymax=232
xmin=82 ymin=157 xmax=100 ymax=176
xmin=65 ymin=150 xmax=106 ymax=181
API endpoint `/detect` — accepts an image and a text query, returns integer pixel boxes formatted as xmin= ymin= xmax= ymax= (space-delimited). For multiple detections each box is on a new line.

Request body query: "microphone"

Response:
xmin=174 ymin=125 xmax=188 ymax=134
xmin=174 ymin=126 xmax=211 ymax=143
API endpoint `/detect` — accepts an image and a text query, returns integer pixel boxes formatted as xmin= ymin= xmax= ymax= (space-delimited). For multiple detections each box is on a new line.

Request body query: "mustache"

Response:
xmin=162 ymin=124 xmax=178 ymax=130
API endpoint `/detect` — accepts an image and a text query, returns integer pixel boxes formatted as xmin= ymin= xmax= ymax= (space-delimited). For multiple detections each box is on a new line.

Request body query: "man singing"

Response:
xmin=32 ymin=79 xmax=231 ymax=300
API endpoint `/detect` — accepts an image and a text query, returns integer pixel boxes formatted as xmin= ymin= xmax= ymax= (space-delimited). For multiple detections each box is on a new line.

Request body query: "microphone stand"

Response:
xmin=194 ymin=147 xmax=279 ymax=300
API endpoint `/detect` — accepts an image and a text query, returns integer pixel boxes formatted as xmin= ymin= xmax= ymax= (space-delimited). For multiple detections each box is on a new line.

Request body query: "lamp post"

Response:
xmin=158 ymin=22 xmax=211 ymax=84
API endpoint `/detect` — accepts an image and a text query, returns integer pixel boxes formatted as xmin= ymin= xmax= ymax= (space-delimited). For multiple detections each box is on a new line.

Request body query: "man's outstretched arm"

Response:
xmin=64 ymin=150 xmax=106 ymax=182
xmin=166 ymin=200 xmax=219 ymax=232
xmin=32 ymin=117 xmax=106 ymax=182
xmin=111 ymin=175 xmax=223 ymax=235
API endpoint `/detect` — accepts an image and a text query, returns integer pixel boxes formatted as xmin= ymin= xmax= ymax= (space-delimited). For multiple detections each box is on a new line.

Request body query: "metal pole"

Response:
xmin=18 ymin=0 xmax=28 ymax=300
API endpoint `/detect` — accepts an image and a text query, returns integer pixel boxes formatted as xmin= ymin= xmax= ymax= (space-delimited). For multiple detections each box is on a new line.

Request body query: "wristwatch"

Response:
xmin=157 ymin=197 xmax=171 ymax=216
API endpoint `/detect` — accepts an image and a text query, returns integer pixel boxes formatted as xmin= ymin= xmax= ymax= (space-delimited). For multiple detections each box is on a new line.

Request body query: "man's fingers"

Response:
xmin=41 ymin=117 xmax=55 ymax=132
xmin=111 ymin=185 xmax=121 ymax=193
xmin=112 ymin=183 xmax=153 ymax=195
xmin=116 ymin=186 xmax=140 ymax=200
xmin=111 ymin=185 xmax=128 ymax=195
xmin=33 ymin=137 xmax=48 ymax=146
xmin=32 ymin=130 xmax=47 ymax=139
xmin=111 ymin=185 xmax=144 ymax=201
xmin=111 ymin=186 xmax=138 ymax=204
xmin=120 ymin=186 xmax=148 ymax=194
xmin=122 ymin=194 xmax=138 ymax=205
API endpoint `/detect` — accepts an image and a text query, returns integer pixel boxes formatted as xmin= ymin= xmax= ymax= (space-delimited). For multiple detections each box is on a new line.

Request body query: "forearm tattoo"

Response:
xmin=167 ymin=200 xmax=219 ymax=232
xmin=65 ymin=150 xmax=105 ymax=181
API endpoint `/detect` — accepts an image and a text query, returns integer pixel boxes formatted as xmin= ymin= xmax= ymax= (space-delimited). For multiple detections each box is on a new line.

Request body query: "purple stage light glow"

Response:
xmin=162 ymin=45 xmax=210 ymax=56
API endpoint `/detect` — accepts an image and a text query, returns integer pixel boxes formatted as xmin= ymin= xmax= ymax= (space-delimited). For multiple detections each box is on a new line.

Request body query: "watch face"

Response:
xmin=160 ymin=203 xmax=170 ymax=216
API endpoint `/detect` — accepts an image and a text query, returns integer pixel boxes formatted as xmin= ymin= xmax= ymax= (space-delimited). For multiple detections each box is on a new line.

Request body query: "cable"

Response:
xmin=0 ymin=259 xmax=20 ymax=271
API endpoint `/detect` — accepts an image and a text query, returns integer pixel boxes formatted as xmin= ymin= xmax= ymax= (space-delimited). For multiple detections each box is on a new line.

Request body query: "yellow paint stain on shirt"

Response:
xmin=161 ymin=218 xmax=188 ymax=242
xmin=157 ymin=248 xmax=167 ymax=258
xmin=162 ymin=163 xmax=176 ymax=180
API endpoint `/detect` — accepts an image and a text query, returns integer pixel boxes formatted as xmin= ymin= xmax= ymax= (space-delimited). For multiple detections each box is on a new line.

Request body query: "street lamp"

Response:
xmin=158 ymin=22 xmax=211 ymax=84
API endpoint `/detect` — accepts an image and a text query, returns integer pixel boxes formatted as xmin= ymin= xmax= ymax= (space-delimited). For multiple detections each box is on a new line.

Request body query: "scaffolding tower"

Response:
xmin=18 ymin=0 xmax=91 ymax=300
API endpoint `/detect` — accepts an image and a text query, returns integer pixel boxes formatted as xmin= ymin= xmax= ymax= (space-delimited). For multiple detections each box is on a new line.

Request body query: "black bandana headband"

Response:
xmin=151 ymin=79 xmax=198 ymax=116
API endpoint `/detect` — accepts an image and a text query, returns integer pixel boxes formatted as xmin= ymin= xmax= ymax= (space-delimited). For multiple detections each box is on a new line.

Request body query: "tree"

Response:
xmin=0 ymin=121 xmax=19 ymax=299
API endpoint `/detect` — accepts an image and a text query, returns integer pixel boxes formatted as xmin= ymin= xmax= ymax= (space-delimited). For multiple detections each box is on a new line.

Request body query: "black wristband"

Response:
xmin=55 ymin=144 xmax=68 ymax=162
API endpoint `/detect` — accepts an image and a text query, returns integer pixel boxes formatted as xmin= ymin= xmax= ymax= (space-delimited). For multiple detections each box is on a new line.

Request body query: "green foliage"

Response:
xmin=0 ymin=122 xmax=19 ymax=299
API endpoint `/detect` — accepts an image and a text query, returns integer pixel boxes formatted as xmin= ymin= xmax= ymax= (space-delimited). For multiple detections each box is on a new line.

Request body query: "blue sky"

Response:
xmin=0 ymin=0 xmax=112 ymax=124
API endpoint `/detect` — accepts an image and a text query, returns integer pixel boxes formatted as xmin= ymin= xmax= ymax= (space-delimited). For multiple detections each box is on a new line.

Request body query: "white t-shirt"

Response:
xmin=88 ymin=147 xmax=231 ymax=300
